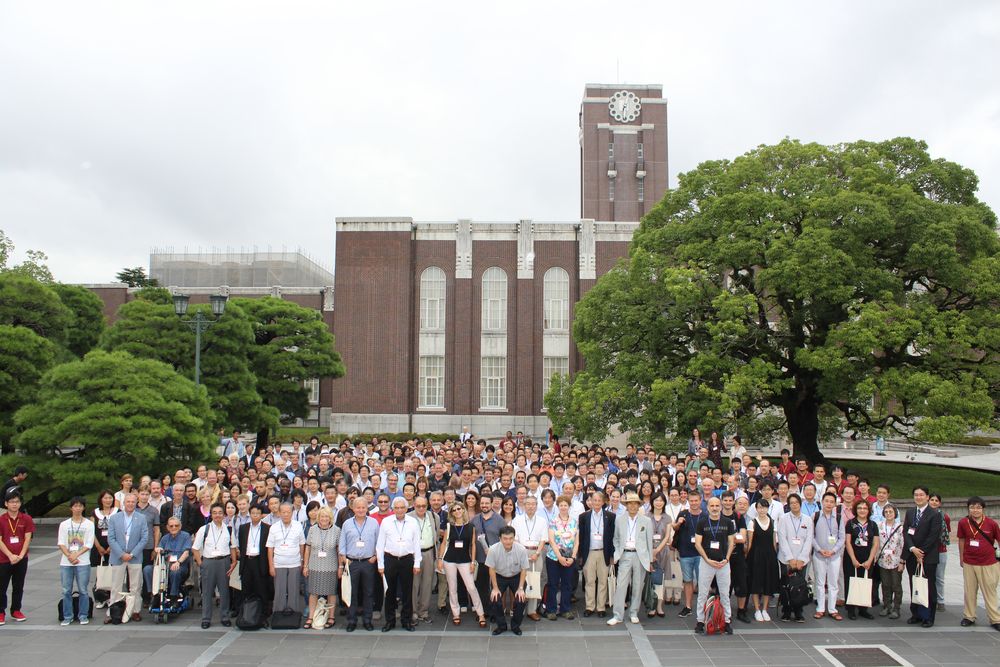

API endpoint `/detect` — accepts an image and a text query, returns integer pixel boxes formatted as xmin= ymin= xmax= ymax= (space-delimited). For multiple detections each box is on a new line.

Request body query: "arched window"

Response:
xmin=481 ymin=267 xmax=507 ymax=331
xmin=419 ymin=267 xmax=446 ymax=331
xmin=543 ymin=267 xmax=569 ymax=331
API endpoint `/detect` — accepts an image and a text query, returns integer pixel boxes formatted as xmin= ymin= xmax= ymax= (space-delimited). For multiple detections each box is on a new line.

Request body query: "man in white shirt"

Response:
xmin=57 ymin=497 xmax=95 ymax=625
xmin=376 ymin=498 xmax=421 ymax=632
xmin=266 ymin=503 xmax=306 ymax=616
xmin=511 ymin=496 xmax=549 ymax=620
xmin=192 ymin=503 xmax=238 ymax=628
xmin=147 ymin=481 xmax=167 ymax=513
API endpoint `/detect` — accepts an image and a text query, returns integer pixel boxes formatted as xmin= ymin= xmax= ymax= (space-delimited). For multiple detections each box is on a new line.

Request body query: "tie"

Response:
xmin=915 ymin=509 xmax=923 ymax=526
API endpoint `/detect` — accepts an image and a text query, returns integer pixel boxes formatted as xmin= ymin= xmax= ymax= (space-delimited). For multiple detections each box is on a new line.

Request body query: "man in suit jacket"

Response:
xmin=409 ymin=496 xmax=440 ymax=622
xmin=607 ymin=492 xmax=653 ymax=625
xmin=237 ymin=503 xmax=273 ymax=615
xmin=578 ymin=490 xmax=616 ymax=617
xmin=903 ymin=486 xmax=942 ymax=626
xmin=107 ymin=492 xmax=149 ymax=621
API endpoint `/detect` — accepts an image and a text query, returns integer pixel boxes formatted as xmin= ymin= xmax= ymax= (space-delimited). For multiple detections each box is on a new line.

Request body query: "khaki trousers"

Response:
xmin=412 ymin=549 xmax=435 ymax=619
xmin=962 ymin=562 xmax=1000 ymax=624
xmin=583 ymin=550 xmax=609 ymax=611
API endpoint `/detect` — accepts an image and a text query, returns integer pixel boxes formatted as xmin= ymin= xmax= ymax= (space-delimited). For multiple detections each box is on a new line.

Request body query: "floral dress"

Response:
xmin=877 ymin=520 xmax=904 ymax=569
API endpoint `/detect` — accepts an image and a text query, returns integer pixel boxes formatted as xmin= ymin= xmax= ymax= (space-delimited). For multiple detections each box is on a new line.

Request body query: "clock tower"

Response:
xmin=579 ymin=84 xmax=668 ymax=222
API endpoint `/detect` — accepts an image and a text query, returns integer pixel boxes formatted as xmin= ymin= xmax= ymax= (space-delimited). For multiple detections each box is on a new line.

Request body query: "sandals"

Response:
xmin=453 ymin=616 xmax=461 ymax=625
xmin=325 ymin=618 xmax=336 ymax=628
xmin=303 ymin=619 xmax=313 ymax=629
xmin=830 ymin=612 xmax=844 ymax=621
xmin=478 ymin=616 xmax=487 ymax=628
xmin=814 ymin=612 xmax=826 ymax=619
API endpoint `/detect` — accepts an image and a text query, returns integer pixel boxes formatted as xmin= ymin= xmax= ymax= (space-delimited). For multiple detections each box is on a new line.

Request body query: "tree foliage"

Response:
xmin=116 ymin=266 xmax=159 ymax=287
xmin=0 ymin=325 xmax=57 ymax=453
xmin=12 ymin=350 xmax=215 ymax=516
xmin=547 ymin=138 xmax=1000 ymax=462
xmin=234 ymin=297 xmax=345 ymax=428
xmin=0 ymin=273 xmax=71 ymax=345
xmin=0 ymin=230 xmax=54 ymax=283
xmin=51 ymin=283 xmax=107 ymax=357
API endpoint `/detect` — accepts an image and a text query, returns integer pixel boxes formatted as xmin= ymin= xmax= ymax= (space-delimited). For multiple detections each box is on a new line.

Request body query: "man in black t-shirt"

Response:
xmin=694 ymin=496 xmax=736 ymax=634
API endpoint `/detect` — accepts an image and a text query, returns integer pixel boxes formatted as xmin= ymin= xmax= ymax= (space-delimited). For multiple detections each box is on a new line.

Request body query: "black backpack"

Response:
xmin=269 ymin=606 xmax=300 ymax=630
xmin=108 ymin=599 xmax=126 ymax=625
xmin=57 ymin=591 xmax=94 ymax=621
xmin=236 ymin=595 xmax=265 ymax=630
xmin=782 ymin=568 xmax=810 ymax=608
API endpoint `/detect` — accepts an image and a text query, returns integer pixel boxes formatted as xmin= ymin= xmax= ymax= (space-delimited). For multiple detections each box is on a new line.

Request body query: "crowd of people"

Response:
xmin=1 ymin=430 xmax=999 ymax=636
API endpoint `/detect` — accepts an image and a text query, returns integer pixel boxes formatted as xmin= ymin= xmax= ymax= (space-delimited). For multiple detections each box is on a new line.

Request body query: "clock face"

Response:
xmin=608 ymin=90 xmax=641 ymax=122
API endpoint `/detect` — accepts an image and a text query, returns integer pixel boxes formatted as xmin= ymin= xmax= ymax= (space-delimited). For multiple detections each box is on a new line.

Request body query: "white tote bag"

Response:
xmin=607 ymin=563 xmax=617 ymax=601
xmin=340 ymin=562 xmax=352 ymax=605
xmin=95 ymin=565 xmax=114 ymax=591
xmin=846 ymin=567 xmax=873 ymax=607
xmin=228 ymin=565 xmax=242 ymax=591
xmin=911 ymin=563 xmax=930 ymax=608
xmin=150 ymin=557 xmax=164 ymax=594
xmin=525 ymin=570 xmax=542 ymax=600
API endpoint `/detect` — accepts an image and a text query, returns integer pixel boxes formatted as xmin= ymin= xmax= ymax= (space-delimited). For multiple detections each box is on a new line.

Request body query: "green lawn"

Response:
xmin=829 ymin=459 xmax=1000 ymax=499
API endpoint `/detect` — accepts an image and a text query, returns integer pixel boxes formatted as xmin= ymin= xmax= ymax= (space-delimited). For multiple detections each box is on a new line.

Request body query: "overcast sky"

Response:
xmin=1 ymin=1 xmax=997 ymax=284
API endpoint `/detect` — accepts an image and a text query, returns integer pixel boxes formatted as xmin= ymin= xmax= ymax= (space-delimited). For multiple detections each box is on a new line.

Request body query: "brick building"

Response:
xmin=85 ymin=84 xmax=668 ymax=437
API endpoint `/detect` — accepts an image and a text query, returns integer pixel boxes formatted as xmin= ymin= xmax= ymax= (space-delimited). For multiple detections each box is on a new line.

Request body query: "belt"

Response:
xmin=421 ymin=546 xmax=435 ymax=552
xmin=385 ymin=552 xmax=414 ymax=559
xmin=624 ymin=549 xmax=637 ymax=553
xmin=347 ymin=556 xmax=374 ymax=562
xmin=204 ymin=555 xmax=229 ymax=560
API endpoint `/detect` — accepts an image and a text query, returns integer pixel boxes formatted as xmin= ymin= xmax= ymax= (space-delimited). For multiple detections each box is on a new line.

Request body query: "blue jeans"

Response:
xmin=60 ymin=566 xmax=91 ymax=621
xmin=545 ymin=558 xmax=575 ymax=614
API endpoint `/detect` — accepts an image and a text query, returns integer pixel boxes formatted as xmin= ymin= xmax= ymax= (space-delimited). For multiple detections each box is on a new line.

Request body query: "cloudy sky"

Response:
xmin=1 ymin=1 xmax=997 ymax=284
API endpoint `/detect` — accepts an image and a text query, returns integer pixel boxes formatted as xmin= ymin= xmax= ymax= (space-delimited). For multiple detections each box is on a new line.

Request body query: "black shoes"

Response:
xmin=512 ymin=627 xmax=523 ymax=636
xmin=922 ymin=621 xmax=934 ymax=628
xmin=363 ymin=622 xmax=374 ymax=631
xmin=858 ymin=610 xmax=873 ymax=620
xmin=678 ymin=607 xmax=692 ymax=618
xmin=847 ymin=609 xmax=857 ymax=620
xmin=597 ymin=610 xmax=607 ymax=618
xmin=221 ymin=619 xmax=232 ymax=627
xmin=584 ymin=609 xmax=593 ymax=617
xmin=404 ymin=623 xmax=416 ymax=632
xmin=724 ymin=623 xmax=733 ymax=635
xmin=991 ymin=623 xmax=1000 ymax=631
xmin=201 ymin=621 xmax=210 ymax=629
xmin=961 ymin=619 xmax=975 ymax=627
xmin=346 ymin=623 xmax=357 ymax=632
xmin=694 ymin=622 xmax=705 ymax=634
xmin=906 ymin=617 xmax=922 ymax=624
xmin=492 ymin=626 xmax=507 ymax=635
xmin=382 ymin=622 xmax=395 ymax=632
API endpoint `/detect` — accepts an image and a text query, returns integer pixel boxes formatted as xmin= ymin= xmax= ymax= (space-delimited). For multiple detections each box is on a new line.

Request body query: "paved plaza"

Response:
xmin=2 ymin=525 xmax=999 ymax=667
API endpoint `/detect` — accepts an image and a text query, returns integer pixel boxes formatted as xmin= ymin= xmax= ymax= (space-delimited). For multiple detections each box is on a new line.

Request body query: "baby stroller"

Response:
xmin=149 ymin=554 xmax=191 ymax=623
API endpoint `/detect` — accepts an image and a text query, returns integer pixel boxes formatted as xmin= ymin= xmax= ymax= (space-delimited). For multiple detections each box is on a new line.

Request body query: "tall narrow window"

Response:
xmin=419 ymin=356 xmax=444 ymax=408
xmin=609 ymin=177 xmax=615 ymax=202
xmin=480 ymin=356 xmax=507 ymax=409
xmin=638 ymin=179 xmax=644 ymax=202
xmin=481 ymin=267 xmax=507 ymax=331
xmin=303 ymin=378 xmax=320 ymax=404
xmin=543 ymin=267 xmax=570 ymax=331
xmin=637 ymin=142 xmax=644 ymax=160
xmin=542 ymin=356 xmax=569 ymax=397
xmin=420 ymin=267 xmax=446 ymax=331
xmin=608 ymin=141 xmax=614 ymax=160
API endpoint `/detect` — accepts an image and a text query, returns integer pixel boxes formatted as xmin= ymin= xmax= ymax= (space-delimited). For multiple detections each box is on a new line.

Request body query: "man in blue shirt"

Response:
xmin=148 ymin=517 xmax=191 ymax=599
xmin=338 ymin=497 xmax=381 ymax=631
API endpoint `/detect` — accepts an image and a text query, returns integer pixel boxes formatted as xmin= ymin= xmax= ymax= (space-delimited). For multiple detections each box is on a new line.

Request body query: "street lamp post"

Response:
xmin=172 ymin=293 xmax=228 ymax=385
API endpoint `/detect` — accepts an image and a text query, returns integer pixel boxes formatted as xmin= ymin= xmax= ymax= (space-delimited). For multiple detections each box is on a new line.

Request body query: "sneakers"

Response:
xmin=888 ymin=609 xmax=900 ymax=620
xmin=61 ymin=619 xmax=72 ymax=626
xmin=878 ymin=606 xmax=890 ymax=617
xmin=629 ymin=615 xmax=640 ymax=624
xmin=0 ymin=612 xmax=5 ymax=625
xmin=80 ymin=618 xmax=90 ymax=625
xmin=606 ymin=616 xmax=621 ymax=626
xmin=724 ymin=622 xmax=733 ymax=635
xmin=694 ymin=621 xmax=705 ymax=634
xmin=678 ymin=606 xmax=692 ymax=618
xmin=761 ymin=609 xmax=771 ymax=622
xmin=11 ymin=611 xmax=25 ymax=622
xmin=754 ymin=610 xmax=764 ymax=622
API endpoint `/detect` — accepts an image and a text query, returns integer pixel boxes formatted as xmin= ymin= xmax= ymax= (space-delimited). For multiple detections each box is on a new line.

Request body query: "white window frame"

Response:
xmin=542 ymin=356 xmax=569 ymax=399
xmin=419 ymin=266 xmax=446 ymax=331
xmin=543 ymin=267 xmax=570 ymax=331
xmin=303 ymin=378 xmax=320 ymax=405
xmin=481 ymin=267 xmax=507 ymax=332
xmin=418 ymin=355 xmax=445 ymax=409
xmin=480 ymin=356 xmax=507 ymax=410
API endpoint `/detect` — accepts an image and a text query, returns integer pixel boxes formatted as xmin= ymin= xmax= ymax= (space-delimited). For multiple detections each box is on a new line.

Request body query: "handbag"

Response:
xmin=525 ymin=570 xmax=542 ymax=599
xmin=150 ymin=556 xmax=164 ymax=593
xmin=782 ymin=568 xmax=809 ymax=608
xmin=311 ymin=598 xmax=330 ymax=629
xmin=95 ymin=565 xmax=113 ymax=591
xmin=228 ymin=565 xmax=242 ymax=591
xmin=911 ymin=563 xmax=930 ymax=608
xmin=607 ymin=563 xmax=617 ymax=601
xmin=846 ymin=567 xmax=873 ymax=607
xmin=340 ymin=562 xmax=352 ymax=605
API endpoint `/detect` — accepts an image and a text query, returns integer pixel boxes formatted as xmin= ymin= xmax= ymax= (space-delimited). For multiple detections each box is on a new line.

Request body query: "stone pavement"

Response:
xmin=2 ymin=525 xmax=999 ymax=667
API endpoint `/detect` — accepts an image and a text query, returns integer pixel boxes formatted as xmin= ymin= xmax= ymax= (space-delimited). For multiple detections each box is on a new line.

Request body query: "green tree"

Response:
xmin=234 ymin=297 xmax=345 ymax=446
xmin=0 ymin=325 xmax=57 ymax=454
xmin=0 ymin=230 xmax=54 ymax=283
xmin=99 ymin=298 xmax=190 ymax=369
xmin=12 ymin=350 xmax=215 ymax=516
xmin=116 ymin=266 xmax=159 ymax=287
xmin=51 ymin=283 xmax=107 ymax=357
xmin=0 ymin=273 xmax=71 ymax=345
xmin=548 ymin=138 xmax=1000 ymax=462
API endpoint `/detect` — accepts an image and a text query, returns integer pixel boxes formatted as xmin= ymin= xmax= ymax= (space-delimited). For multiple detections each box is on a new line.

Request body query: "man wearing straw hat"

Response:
xmin=607 ymin=491 xmax=653 ymax=625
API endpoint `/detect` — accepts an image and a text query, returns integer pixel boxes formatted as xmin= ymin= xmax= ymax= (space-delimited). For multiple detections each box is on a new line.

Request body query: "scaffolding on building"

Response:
xmin=149 ymin=246 xmax=334 ymax=288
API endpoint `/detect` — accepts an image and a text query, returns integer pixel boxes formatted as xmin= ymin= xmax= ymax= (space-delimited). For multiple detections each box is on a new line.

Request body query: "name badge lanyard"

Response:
xmin=857 ymin=521 xmax=869 ymax=543
xmin=353 ymin=517 xmax=370 ymax=546
xmin=123 ymin=514 xmax=134 ymax=543
xmin=627 ymin=516 xmax=639 ymax=544
xmin=209 ymin=524 xmax=227 ymax=553
xmin=708 ymin=517 xmax=721 ymax=546
xmin=593 ymin=511 xmax=603 ymax=538
xmin=68 ymin=520 xmax=85 ymax=548
xmin=248 ymin=525 xmax=261 ymax=552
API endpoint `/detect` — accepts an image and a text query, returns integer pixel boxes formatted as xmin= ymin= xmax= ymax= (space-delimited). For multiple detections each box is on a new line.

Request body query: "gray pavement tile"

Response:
xmin=95 ymin=653 xmax=153 ymax=667
xmin=363 ymin=660 xmax=419 ymax=667
xmin=209 ymin=658 xmax=265 ymax=666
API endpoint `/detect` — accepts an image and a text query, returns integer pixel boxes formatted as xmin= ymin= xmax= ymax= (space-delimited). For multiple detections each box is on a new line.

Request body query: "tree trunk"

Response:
xmin=256 ymin=426 xmax=270 ymax=452
xmin=23 ymin=489 xmax=67 ymax=518
xmin=783 ymin=398 xmax=823 ymax=465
